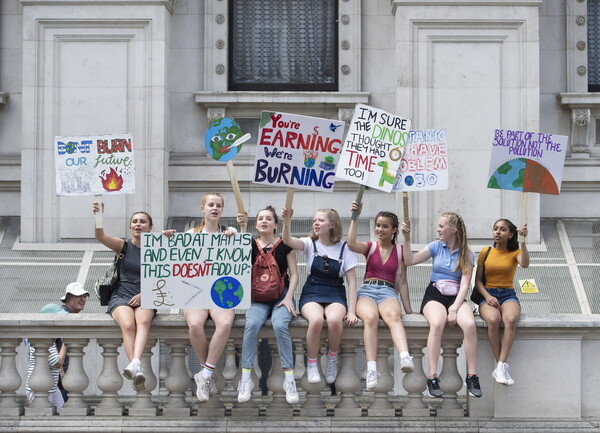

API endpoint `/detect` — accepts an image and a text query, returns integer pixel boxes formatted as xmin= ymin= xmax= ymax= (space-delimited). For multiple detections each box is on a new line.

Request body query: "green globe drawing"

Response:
xmin=210 ymin=276 xmax=244 ymax=309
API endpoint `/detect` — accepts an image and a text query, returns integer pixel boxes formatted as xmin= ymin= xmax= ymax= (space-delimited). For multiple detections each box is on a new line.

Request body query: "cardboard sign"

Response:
xmin=393 ymin=129 xmax=448 ymax=191
xmin=140 ymin=232 xmax=252 ymax=309
xmin=335 ymin=104 xmax=411 ymax=192
xmin=252 ymin=111 xmax=345 ymax=192
xmin=204 ymin=117 xmax=250 ymax=162
xmin=54 ymin=134 xmax=135 ymax=196
xmin=488 ymin=129 xmax=568 ymax=195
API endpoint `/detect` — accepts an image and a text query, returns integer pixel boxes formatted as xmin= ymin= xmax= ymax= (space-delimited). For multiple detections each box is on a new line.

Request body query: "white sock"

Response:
xmin=400 ymin=351 xmax=410 ymax=359
xmin=284 ymin=370 xmax=295 ymax=382
xmin=241 ymin=369 xmax=252 ymax=381
xmin=367 ymin=361 xmax=377 ymax=372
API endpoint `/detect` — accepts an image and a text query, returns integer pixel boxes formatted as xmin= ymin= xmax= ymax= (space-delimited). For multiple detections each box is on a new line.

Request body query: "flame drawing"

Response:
xmin=100 ymin=168 xmax=124 ymax=192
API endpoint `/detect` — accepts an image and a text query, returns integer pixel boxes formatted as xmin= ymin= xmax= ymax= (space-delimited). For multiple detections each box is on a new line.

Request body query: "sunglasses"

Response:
xmin=321 ymin=254 xmax=330 ymax=272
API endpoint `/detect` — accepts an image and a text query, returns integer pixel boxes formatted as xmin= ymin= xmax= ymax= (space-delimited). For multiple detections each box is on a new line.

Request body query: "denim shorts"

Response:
xmin=478 ymin=288 xmax=520 ymax=306
xmin=358 ymin=283 xmax=398 ymax=305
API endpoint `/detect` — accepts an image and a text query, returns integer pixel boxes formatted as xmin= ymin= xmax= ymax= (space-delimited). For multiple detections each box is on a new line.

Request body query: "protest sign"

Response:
xmin=335 ymin=104 xmax=411 ymax=193
xmin=140 ymin=232 xmax=252 ymax=310
xmin=393 ymin=129 xmax=448 ymax=192
xmin=487 ymin=129 xmax=568 ymax=195
xmin=253 ymin=111 xmax=345 ymax=192
xmin=55 ymin=133 xmax=135 ymax=196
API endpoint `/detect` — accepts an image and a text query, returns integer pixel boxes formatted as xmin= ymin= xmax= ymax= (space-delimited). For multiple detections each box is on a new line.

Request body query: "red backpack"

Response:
xmin=251 ymin=238 xmax=285 ymax=302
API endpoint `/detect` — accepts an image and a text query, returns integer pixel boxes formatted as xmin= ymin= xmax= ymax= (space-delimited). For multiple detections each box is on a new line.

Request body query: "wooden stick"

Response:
xmin=402 ymin=192 xmax=409 ymax=223
xmin=284 ymin=188 xmax=294 ymax=226
xmin=95 ymin=194 xmax=103 ymax=229
xmin=518 ymin=191 xmax=527 ymax=242
xmin=226 ymin=160 xmax=246 ymax=215
xmin=350 ymin=185 xmax=365 ymax=221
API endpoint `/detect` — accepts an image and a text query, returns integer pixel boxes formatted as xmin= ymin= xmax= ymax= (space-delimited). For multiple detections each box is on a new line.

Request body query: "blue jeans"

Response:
xmin=241 ymin=299 xmax=293 ymax=369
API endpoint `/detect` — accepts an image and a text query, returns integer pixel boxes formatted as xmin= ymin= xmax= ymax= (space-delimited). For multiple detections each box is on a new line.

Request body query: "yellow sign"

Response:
xmin=519 ymin=279 xmax=539 ymax=294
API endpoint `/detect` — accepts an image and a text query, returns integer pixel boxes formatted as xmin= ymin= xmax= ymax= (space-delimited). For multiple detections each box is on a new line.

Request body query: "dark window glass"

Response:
xmin=229 ymin=0 xmax=338 ymax=91
xmin=589 ymin=0 xmax=600 ymax=91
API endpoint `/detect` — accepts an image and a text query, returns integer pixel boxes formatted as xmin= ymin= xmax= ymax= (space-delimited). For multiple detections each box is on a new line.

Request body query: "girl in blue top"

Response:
xmin=401 ymin=212 xmax=481 ymax=399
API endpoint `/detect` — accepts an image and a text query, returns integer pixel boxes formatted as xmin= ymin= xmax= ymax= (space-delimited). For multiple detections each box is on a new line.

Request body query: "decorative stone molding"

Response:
xmin=341 ymin=65 xmax=351 ymax=75
xmin=341 ymin=14 xmax=350 ymax=25
xmin=341 ymin=40 xmax=350 ymax=50
xmin=215 ymin=14 xmax=225 ymax=24
xmin=577 ymin=65 xmax=587 ymax=75
xmin=338 ymin=108 xmax=355 ymax=124
xmin=576 ymin=15 xmax=586 ymax=26
xmin=207 ymin=108 xmax=226 ymax=124
xmin=573 ymin=108 xmax=590 ymax=127
xmin=215 ymin=64 xmax=225 ymax=74
xmin=576 ymin=40 xmax=586 ymax=50
xmin=216 ymin=39 xmax=225 ymax=49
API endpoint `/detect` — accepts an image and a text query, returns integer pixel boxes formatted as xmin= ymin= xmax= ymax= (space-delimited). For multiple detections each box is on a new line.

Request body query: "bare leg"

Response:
xmin=323 ymin=303 xmax=347 ymax=353
xmin=378 ymin=298 xmax=409 ymax=353
xmin=356 ymin=297 xmax=379 ymax=362
xmin=132 ymin=308 xmax=155 ymax=359
xmin=205 ymin=308 xmax=234 ymax=366
xmin=479 ymin=303 xmax=502 ymax=362
xmin=184 ymin=308 xmax=210 ymax=364
xmin=422 ymin=301 xmax=448 ymax=376
xmin=499 ymin=301 xmax=521 ymax=362
xmin=111 ymin=306 xmax=136 ymax=361
xmin=456 ymin=302 xmax=478 ymax=375
xmin=301 ymin=303 xmax=325 ymax=359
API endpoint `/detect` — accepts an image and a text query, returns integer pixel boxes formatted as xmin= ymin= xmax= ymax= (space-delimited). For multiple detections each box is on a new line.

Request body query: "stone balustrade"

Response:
xmin=0 ymin=313 xmax=599 ymax=432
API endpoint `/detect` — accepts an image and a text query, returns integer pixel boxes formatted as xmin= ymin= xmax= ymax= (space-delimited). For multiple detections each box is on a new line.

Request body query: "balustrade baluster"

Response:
xmin=333 ymin=339 xmax=361 ymax=417
xmin=299 ymin=344 xmax=327 ymax=417
xmin=163 ymin=340 xmax=191 ymax=417
xmin=129 ymin=339 xmax=158 ymax=416
xmin=60 ymin=338 xmax=90 ymax=415
xmin=437 ymin=340 xmax=465 ymax=417
xmin=265 ymin=338 xmax=293 ymax=416
xmin=24 ymin=338 xmax=55 ymax=416
xmin=95 ymin=338 xmax=124 ymax=416
xmin=0 ymin=339 xmax=23 ymax=416
xmin=400 ymin=340 xmax=429 ymax=416
xmin=368 ymin=344 xmax=394 ymax=416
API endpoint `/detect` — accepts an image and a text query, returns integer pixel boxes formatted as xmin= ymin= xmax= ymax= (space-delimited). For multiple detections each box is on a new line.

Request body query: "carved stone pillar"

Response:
xmin=570 ymin=108 xmax=591 ymax=157
xmin=401 ymin=340 xmax=429 ymax=416
xmin=368 ymin=344 xmax=394 ymax=417
xmin=0 ymin=339 xmax=23 ymax=416
xmin=163 ymin=340 xmax=191 ymax=417
xmin=299 ymin=341 xmax=326 ymax=417
xmin=437 ymin=340 xmax=464 ymax=417
xmin=24 ymin=338 xmax=55 ymax=416
xmin=60 ymin=338 xmax=90 ymax=416
xmin=231 ymin=345 xmax=261 ymax=417
xmin=95 ymin=338 xmax=124 ymax=416
xmin=334 ymin=340 xmax=361 ymax=417
xmin=129 ymin=339 xmax=158 ymax=416
xmin=265 ymin=339 xmax=293 ymax=416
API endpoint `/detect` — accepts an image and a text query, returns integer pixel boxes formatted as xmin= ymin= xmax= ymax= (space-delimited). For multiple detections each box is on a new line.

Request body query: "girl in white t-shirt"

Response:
xmin=281 ymin=207 xmax=358 ymax=385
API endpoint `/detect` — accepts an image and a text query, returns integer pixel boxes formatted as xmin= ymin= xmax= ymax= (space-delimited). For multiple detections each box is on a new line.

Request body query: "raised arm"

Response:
xmin=280 ymin=207 xmax=305 ymax=251
xmin=517 ymin=224 xmax=529 ymax=268
xmin=92 ymin=201 xmax=125 ymax=254
xmin=347 ymin=201 xmax=369 ymax=255
xmin=401 ymin=220 xmax=432 ymax=265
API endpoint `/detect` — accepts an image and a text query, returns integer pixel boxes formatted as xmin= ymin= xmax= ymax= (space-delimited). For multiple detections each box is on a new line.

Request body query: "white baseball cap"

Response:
xmin=60 ymin=282 xmax=89 ymax=302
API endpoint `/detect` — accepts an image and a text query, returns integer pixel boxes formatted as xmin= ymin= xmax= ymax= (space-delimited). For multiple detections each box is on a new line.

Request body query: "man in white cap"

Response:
xmin=60 ymin=282 xmax=89 ymax=313
xmin=56 ymin=282 xmax=89 ymax=401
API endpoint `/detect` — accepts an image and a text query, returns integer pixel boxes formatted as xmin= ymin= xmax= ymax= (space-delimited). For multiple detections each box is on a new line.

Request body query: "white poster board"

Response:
xmin=54 ymin=133 xmax=135 ymax=196
xmin=141 ymin=232 xmax=252 ymax=310
xmin=252 ymin=111 xmax=345 ymax=192
xmin=335 ymin=104 xmax=411 ymax=192
xmin=393 ymin=129 xmax=449 ymax=191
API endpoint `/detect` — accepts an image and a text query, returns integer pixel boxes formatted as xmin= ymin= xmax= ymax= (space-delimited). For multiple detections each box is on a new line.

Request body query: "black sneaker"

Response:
xmin=465 ymin=375 xmax=482 ymax=398
xmin=427 ymin=377 xmax=443 ymax=398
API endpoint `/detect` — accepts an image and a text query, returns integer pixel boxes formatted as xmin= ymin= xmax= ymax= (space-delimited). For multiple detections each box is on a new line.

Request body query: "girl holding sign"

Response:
xmin=347 ymin=202 xmax=414 ymax=390
xmin=473 ymin=219 xmax=529 ymax=386
xmin=401 ymin=212 xmax=482 ymax=399
xmin=237 ymin=206 xmax=300 ymax=405
xmin=281 ymin=207 xmax=358 ymax=384
xmin=92 ymin=202 xmax=156 ymax=392
xmin=163 ymin=192 xmax=247 ymax=403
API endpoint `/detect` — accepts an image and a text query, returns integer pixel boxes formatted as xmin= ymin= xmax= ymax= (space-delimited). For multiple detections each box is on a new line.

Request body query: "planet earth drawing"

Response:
xmin=204 ymin=117 xmax=248 ymax=162
xmin=210 ymin=276 xmax=244 ymax=309
xmin=488 ymin=158 xmax=559 ymax=195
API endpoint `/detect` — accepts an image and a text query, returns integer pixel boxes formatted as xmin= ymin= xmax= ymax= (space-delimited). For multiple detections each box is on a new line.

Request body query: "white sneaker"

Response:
xmin=122 ymin=361 xmax=140 ymax=381
xmin=325 ymin=357 xmax=339 ymax=384
xmin=503 ymin=363 xmax=514 ymax=386
xmin=194 ymin=372 xmax=212 ymax=402
xmin=492 ymin=361 xmax=508 ymax=385
xmin=237 ymin=377 xmax=253 ymax=403
xmin=283 ymin=379 xmax=299 ymax=404
xmin=306 ymin=362 xmax=321 ymax=383
xmin=366 ymin=370 xmax=380 ymax=390
xmin=132 ymin=369 xmax=146 ymax=391
xmin=400 ymin=354 xmax=414 ymax=373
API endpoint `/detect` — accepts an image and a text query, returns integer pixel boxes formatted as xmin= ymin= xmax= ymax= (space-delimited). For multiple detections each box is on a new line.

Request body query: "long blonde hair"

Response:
xmin=193 ymin=192 xmax=225 ymax=233
xmin=308 ymin=208 xmax=342 ymax=243
xmin=441 ymin=211 xmax=472 ymax=272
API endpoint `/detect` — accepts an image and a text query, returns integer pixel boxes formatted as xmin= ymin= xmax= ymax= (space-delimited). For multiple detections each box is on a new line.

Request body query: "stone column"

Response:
xmin=334 ymin=340 xmax=361 ymax=417
xmin=0 ymin=339 xmax=23 ymax=416
xmin=95 ymin=338 xmax=124 ymax=416
xmin=299 ymin=341 xmax=326 ymax=417
xmin=60 ymin=338 xmax=90 ymax=416
xmin=265 ymin=339 xmax=293 ymax=416
xmin=162 ymin=340 xmax=191 ymax=417
xmin=368 ymin=344 xmax=394 ymax=417
xmin=129 ymin=339 xmax=158 ymax=417
xmin=23 ymin=338 xmax=55 ymax=416
xmin=401 ymin=340 xmax=429 ymax=416
xmin=437 ymin=341 xmax=464 ymax=417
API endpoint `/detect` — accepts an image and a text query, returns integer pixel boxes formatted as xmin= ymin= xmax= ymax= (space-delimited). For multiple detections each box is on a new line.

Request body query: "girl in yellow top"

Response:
xmin=474 ymin=219 xmax=529 ymax=386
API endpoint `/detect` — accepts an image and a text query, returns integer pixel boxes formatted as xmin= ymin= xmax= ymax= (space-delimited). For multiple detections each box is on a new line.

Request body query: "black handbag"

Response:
xmin=470 ymin=246 xmax=492 ymax=304
xmin=94 ymin=241 xmax=127 ymax=306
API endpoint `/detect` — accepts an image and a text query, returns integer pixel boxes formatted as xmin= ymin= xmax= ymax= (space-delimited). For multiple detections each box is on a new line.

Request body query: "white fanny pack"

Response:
xmin=434 ymin=279 xmax=460 ymax=296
